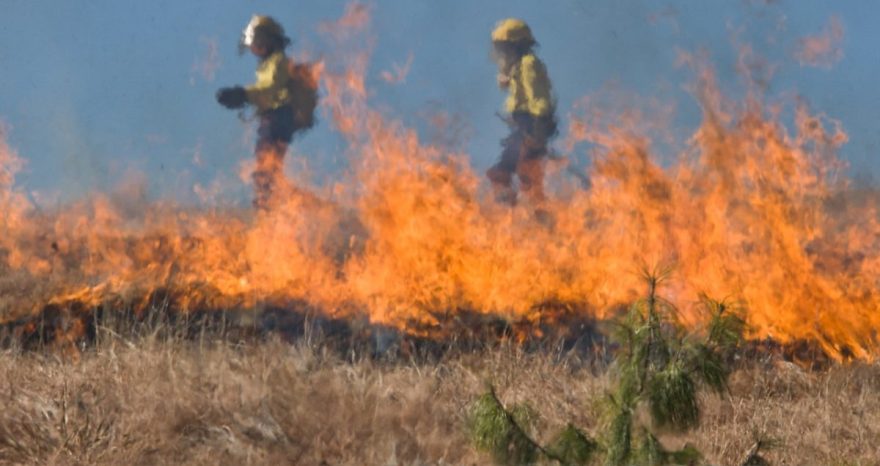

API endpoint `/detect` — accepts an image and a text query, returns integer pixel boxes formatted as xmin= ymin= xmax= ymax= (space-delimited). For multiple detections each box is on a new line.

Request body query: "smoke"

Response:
xmin=416 ymin=105 xmax=475 ymax=152
xmin=0 ymin=123 xmax=24 ymax=193
xmin=646 ymin=5 xmax=680 ymax=35
xmin=795 ymin=16 xmax=844 ymax=69
xmin=189 ymin=36 xmax=222 ymax=85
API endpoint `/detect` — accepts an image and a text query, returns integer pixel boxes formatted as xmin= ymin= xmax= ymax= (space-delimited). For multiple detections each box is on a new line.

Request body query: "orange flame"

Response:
xmin=1 ymin=7 xmax=878 ymax=360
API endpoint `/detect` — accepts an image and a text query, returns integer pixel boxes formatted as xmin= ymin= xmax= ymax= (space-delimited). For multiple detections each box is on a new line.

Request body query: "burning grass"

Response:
xmin=0 ymin=285 xmax=842 ymax=372
xmin=0 ymin=327 xmax=878 ymax=465
xmin=3 ymin=6 xmax=880 ymax=361
xmin=2 ymin=4 xmax=880 ymax=461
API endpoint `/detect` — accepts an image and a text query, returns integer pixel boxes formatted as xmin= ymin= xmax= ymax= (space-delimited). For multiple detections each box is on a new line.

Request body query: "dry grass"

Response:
xmin=0 ymin=330 xmax=878 ymax=465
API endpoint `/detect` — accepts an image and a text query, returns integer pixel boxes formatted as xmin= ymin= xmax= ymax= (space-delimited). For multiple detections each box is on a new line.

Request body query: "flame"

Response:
xmin=1 ymin=6 xmax=879 ymax=360
xmin=380 ymin=52 xmax=413 ymax=85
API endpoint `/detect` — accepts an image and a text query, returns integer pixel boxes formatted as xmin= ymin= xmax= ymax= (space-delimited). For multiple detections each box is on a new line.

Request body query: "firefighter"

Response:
xmin=216 ymin=15 xmax=313 ymax=210
xmin=487 ymin=18 xmax=557 ymax=206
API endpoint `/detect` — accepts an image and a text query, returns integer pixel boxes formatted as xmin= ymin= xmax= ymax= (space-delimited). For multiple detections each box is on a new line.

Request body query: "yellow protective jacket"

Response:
xmin=502 ymin=53 xmax=554 ymax=117
xmin=245 ymin=51 xmax=292 ymax=113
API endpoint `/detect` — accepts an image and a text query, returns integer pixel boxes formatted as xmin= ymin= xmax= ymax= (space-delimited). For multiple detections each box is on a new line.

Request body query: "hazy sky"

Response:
xmin=1 ymin=0 xmax=877 ymax=204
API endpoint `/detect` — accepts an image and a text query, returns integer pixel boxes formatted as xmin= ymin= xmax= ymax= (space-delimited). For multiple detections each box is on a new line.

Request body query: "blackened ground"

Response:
xmin=0 ymin=291 xmax=607 ymax=365
xmin=0 ymin=287 xmax=849 ymax=370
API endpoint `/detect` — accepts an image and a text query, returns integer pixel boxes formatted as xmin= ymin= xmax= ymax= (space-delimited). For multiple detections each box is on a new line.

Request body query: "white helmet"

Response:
xmin=238 ymin=15 xmax=288 ymax=54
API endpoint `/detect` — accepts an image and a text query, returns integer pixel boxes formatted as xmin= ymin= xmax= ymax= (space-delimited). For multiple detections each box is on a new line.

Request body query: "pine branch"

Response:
xmin=483 ymin=386 xmax=569 ymax=464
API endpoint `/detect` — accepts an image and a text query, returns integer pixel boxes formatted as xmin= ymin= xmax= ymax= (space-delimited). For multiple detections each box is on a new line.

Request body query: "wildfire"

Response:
xmin=1 ymin=5 xmax=878 ymax=361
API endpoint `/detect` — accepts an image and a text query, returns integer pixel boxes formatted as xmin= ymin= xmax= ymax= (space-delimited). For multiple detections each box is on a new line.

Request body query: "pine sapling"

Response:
xmin=603 ymin=266 xmax=745 ymax=465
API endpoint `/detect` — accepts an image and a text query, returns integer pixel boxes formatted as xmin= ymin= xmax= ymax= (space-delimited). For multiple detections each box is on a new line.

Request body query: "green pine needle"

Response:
xmin=702 ymin=295 xmax=746 ymax=350
xmin=605 ymin=405 xmax=632 ymax=466
xmin=546 ymin=423 xmax=599 ymax=466
xmin=647 ymin=362 xmax=700 ymax=431
xmin=467 ymin=274 xmax=742 ymax=466
xmin=636 ymin=430 xmax=665 ymax=466
xmin=668 ymin=443 xmax=703 ymax=465
xmin=636 ymin=432 xmax=703 ymax=466
xmin=687 ymin=343 xmax=730 ymax=394
xmin=469 ymin=391 xmax=540 ymax=465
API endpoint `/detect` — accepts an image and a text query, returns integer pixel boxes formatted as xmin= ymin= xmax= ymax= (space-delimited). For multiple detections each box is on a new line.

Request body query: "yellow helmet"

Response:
xmin=491 ymin=18 xmax=535 ymax=44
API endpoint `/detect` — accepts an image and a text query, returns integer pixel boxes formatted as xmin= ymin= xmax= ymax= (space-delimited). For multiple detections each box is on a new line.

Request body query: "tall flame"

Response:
xmin=1 ymin=6 xmax=878 ymax=360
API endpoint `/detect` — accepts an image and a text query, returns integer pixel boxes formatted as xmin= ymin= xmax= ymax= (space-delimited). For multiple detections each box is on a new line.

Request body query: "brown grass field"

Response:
xmin=0 ymin=322 xmax=878 ymax=466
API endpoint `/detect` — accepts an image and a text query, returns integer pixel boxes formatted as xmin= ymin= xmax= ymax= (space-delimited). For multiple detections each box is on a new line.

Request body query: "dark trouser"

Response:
xmin=253 ymin=106 xmax=296 ymax=210
xmin=486 ymin=111 xmax=557 ymax=205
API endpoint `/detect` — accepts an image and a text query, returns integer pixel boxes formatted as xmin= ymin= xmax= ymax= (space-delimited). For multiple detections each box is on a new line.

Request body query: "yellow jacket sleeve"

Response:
xmin=245 ymin=52 xmax=291 ymax=112
xmin=519 ymin=55 xmax=553 ymax=117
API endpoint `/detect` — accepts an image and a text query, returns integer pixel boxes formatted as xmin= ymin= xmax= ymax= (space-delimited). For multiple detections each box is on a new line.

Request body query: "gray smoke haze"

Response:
xmin=0 ymin=0 xmax=876 ymax=205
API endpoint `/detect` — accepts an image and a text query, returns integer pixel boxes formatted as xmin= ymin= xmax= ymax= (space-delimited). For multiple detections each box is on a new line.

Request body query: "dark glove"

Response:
xmin=216 ymin=86 xmax=247 ymax=109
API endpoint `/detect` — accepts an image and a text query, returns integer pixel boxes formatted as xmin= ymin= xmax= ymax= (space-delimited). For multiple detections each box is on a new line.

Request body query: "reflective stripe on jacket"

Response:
xmin=504 ymin=53 xmax=553 ymax=117
xmin=246 ymin=51 xmax=292 ymax=113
